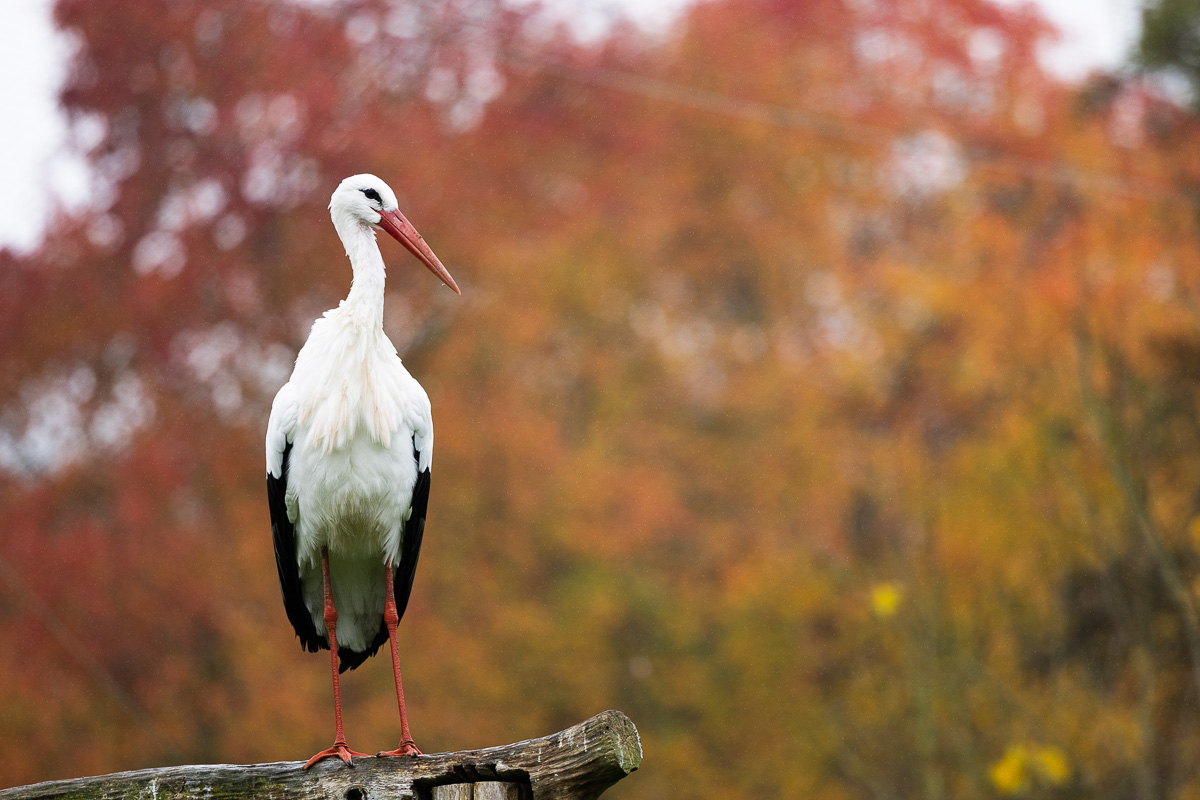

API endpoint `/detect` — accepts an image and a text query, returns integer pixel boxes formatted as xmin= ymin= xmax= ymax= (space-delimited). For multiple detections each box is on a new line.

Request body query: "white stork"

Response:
xmin=265 ymin=174 xmax=459 ymax=769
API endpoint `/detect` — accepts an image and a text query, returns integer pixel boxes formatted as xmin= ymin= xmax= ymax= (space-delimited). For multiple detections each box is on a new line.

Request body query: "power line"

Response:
xmin=508 ymin=55 xmax=1193 ymax=207
xmin=517 ymin=54 xmax=887 ymax=147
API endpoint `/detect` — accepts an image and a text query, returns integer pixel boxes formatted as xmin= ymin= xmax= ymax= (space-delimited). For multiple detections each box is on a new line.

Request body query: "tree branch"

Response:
xmin=0 ymin=710 xmax=641 ymax=800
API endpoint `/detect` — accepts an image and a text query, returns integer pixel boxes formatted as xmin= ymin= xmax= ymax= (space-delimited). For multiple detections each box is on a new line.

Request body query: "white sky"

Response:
xmin=0 ymin=0 xmax=1143 ymax=252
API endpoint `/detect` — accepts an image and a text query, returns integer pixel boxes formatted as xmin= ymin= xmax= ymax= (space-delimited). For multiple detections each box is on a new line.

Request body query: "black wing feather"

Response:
xmin=268 ymin=444 xmax=324 ymax=654
xmin=337 ymin=437 xmax=430 ymax=673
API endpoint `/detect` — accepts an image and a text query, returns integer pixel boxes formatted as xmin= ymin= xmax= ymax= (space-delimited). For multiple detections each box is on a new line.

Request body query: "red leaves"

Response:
xmin=5 ymin=0 xmax=1200 ymax=794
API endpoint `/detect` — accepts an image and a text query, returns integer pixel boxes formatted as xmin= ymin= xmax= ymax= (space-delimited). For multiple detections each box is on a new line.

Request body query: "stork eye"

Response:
xmin=361 ymin=188 xmax=382 ymax=204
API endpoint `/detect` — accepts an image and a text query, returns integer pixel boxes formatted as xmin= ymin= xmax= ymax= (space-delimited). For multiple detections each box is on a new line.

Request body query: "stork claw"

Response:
xmin=377 ymin=740 xmax=423 ymax=758
xmin=304 ymin=742 xmax=372 ymax=769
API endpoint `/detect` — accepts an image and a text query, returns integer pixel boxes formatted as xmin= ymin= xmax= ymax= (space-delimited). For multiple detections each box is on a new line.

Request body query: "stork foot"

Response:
xmin=377 ymin=740 xmax=423 ymax=758
xmin=303 ymin=742 xmax=371 ymax=769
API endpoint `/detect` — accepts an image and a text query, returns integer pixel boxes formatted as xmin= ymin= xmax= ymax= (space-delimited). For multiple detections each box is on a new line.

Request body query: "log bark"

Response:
xmin=0 ymin=710 xmax=641 ymax=800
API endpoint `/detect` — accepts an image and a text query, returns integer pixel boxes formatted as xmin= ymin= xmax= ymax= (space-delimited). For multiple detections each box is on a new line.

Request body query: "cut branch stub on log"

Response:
xmin=0 ymin=710 xmax=641 ymax=800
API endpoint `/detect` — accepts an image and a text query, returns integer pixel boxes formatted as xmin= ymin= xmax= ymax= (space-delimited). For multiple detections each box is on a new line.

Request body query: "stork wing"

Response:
xmin=393 ymin=437 xmax=431 ymax=621
xmin=266 ymin=385 xmax=323 ymax=653
xmin=268 ymin=445 xmax=323 ymax=653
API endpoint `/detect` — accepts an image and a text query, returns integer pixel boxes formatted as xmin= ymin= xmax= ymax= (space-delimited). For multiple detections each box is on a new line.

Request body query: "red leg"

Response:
xmin=304 ymin=546 xmax=370 ymax=770
xmin=376 ymin=560 xmax=422 ymax=757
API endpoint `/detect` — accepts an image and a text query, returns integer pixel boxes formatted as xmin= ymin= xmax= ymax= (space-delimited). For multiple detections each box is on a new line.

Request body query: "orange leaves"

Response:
xmin=8 ymin=0 xmax=1200 ymax=796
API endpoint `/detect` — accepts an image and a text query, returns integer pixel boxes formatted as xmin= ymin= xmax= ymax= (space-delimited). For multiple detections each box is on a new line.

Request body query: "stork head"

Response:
xmin=329 ymin=173 xmax=460 ymax=294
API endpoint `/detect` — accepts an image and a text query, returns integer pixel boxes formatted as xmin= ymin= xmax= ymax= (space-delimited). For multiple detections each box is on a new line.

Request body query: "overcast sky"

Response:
xmin=0 ymin=0 xmax=1143 ymax=252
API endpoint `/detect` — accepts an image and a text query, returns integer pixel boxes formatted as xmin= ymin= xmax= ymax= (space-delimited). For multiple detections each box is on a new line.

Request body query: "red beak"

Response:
xmin=376 ymin=209 xmax=461 ymax=294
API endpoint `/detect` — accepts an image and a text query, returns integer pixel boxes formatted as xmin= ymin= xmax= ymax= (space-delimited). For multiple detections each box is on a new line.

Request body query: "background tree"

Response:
xmin=4 ymin=1 xmax=1200 ymax=798
xmin=1138 ymin=0 xmax=1200 ymax=106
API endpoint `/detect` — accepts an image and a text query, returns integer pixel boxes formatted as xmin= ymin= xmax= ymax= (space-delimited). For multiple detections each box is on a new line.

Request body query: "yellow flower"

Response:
xmin=870 ymin=582 xmax=903 ymax=618
xmin=989 ymin=743 xmax=1071 ymax=795
xmin=990 ymin=746 xmax=1029 ymax=796
xmin=1033 ymin=745 xmax=1070 ymax=785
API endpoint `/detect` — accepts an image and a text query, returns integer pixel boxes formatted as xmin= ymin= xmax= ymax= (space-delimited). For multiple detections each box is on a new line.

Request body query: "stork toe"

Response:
xmin=303 ymin=742 xmax=372 ymax=769
xmin=377 ymin=740 xmax=423 ymax=758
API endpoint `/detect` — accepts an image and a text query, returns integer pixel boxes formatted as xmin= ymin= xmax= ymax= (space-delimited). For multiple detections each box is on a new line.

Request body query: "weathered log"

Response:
xmin=0 ymin=710 xmax=641 ymax=800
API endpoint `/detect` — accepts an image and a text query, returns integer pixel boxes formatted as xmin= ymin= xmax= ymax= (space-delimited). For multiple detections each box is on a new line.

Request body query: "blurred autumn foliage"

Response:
xmin=4 ymin=0 xmax=1200 ymax=797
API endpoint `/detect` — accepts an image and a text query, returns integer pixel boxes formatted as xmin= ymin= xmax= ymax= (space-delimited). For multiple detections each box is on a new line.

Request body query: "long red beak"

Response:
xmin=376 ymin=209 xmax=461 ymax=294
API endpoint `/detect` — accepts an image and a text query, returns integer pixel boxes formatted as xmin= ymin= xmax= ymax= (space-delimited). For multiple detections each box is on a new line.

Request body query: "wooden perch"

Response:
xmin=0 ymin=710 xmax=641 ymax=800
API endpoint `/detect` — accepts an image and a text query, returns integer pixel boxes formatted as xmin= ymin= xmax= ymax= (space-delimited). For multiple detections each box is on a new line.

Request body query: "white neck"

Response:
xmin=334 ymin=214 xmax=386 ymax=327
